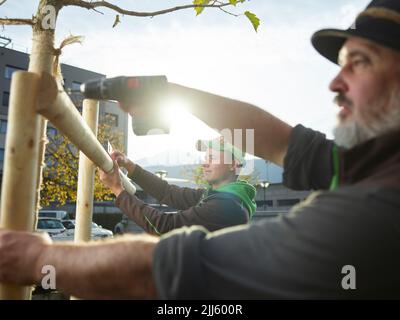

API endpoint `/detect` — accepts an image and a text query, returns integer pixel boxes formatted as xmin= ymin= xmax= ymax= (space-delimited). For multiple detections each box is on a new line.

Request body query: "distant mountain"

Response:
xmin=135 ymin=148 xmax=202 ymax=167
xmin=142 ymin=164 xmax=198 ymax=181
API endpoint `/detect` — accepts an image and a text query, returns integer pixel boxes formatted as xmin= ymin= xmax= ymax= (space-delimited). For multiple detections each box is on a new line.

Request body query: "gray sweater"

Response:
xmin=152 ymin=125 xmax=400 ymax=299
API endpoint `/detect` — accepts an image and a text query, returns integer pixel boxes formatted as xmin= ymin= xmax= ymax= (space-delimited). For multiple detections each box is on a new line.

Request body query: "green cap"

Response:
xmin=195 ymin=137 xmax=245 ymax=166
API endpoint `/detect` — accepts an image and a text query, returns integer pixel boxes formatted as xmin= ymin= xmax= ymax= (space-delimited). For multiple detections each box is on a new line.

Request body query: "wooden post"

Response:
xmin=70 ymin=99 xmax=99 ymax=301
xmin=37 ymin=73 xmax=136 ymax=195
xmin=0 ymin=72 xmax=41 ymax=300
xmin=74 ymin=99 xmax=99 ymax=243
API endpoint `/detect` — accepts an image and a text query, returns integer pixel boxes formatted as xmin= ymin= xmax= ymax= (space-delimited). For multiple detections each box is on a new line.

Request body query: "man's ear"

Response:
xmin=233 ymin=159 xmax=243 ymax=169
xmin=231 ymin=160 xmax=243 ymax=171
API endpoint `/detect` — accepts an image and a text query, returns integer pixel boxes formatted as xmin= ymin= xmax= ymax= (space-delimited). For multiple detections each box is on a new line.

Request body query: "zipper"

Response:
xmin=329 ymin=144 xmax=340 ymax=191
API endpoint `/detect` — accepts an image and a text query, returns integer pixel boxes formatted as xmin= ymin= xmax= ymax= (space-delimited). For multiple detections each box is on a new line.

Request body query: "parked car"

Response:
xmin=61 ymin=220 xmax=113 ymax=240
xmin=36 ymin=217 xmax=70 ymax=241
xmin=39 ymin=210 xmax=69 ymax=220
xmin=114 ymin=215 xmax=138 ymax=234
xmin=91 ymin=222 xmax=113 ymax=239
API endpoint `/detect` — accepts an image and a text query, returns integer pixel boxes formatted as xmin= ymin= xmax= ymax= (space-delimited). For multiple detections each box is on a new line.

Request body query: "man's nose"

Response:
xmin=329 ymin=68 xmax=349 ymax=94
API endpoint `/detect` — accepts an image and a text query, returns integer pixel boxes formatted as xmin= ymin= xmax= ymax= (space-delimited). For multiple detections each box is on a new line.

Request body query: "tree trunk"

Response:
xmin=29 ymin=0 xmax=61 ymax=230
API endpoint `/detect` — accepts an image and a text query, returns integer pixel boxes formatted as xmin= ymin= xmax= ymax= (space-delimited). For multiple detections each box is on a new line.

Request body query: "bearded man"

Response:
xmin=1 ymin=0 xmax=400 ymax=299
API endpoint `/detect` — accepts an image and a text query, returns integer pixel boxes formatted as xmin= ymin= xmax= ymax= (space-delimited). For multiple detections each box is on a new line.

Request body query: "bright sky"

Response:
xmin=1 ymin=0 xmax=371 ymax=164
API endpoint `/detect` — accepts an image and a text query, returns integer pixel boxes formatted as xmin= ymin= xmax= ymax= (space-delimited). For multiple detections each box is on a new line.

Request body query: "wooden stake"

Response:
xmin=37 ymin=73 xmax=136 ymax=195
xmin=70 ymin=99 xmax=98 ymax=301
xmin=75 ymin=99 xmax=99 ymax=243
xmin=0 ymin=71 xmax=41 ymax=300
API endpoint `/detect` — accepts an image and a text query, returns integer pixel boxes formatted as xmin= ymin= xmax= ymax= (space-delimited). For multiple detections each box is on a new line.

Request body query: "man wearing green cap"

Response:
xmin=1 ymin=0 xmax=400 ymax=299
xmin=98 ymin=137 xmax=256 ymax=235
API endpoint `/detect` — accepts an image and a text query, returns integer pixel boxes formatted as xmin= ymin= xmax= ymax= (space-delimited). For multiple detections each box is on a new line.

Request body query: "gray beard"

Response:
xmin=333 ymin=92 xmax=400 ymax=149
xmin=333 ymin=121 xmax=367 ymax=150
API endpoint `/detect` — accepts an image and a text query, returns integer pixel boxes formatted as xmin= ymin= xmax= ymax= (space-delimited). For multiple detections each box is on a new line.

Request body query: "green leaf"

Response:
xmin=244 ymin=11 xmax=260 ymax=32
xmin=229 ymin=0 xmax=238 ymax=5
xmin=193 ymin=0 xmax=210 ymax=16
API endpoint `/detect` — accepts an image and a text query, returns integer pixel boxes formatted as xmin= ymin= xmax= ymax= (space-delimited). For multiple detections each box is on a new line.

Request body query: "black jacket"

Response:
xmin=115 ymin=165 xmax=249 ymax=235
xmin=153 ymin=125 xmax=400 ymax=299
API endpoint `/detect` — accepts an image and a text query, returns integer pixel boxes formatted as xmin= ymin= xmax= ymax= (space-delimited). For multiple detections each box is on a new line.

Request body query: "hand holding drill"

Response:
xmin=79 ymin=76 xmax=170 ymax=135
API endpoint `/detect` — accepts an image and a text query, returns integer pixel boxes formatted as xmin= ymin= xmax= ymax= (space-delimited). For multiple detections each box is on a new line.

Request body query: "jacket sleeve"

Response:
xmin=115 ymin=191 xmax=248 ymax=235
xmin=283 ymin=124 xmax=334 ymax=191
xmin=152 ymin=187 xmax=400 ymax=299
xmin=128 ymin=165 xmax=204 ymax=210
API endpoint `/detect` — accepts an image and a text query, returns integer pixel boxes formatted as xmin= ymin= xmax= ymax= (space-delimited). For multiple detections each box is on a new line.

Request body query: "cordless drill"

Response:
xmin=79 ymin=76 xmax=170 ymax=135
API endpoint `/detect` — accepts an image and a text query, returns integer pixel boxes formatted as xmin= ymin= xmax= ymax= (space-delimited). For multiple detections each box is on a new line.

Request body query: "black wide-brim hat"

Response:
xmin=312 ymin=0 xmax=400 ymax=64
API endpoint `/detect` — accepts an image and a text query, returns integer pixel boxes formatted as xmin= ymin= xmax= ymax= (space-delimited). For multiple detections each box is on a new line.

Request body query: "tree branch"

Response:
xmin=218 ymin=6 xmax=239 ymax=17
xmin=0 ymin=0 xmax=7 ymax=6
xmin=62 ymin=0 xmax=232 ymax=17
xmin=0 ymin=18 xmax=35 ymax=26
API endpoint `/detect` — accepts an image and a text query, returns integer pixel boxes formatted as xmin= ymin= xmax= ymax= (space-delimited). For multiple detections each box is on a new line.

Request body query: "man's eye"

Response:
xmin=352 ymin=58 xmax=369 ymax=67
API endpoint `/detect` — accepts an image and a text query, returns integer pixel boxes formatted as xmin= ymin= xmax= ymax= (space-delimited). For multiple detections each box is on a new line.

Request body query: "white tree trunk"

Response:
xmin=29 ymin=28 xmax=56 ymax=229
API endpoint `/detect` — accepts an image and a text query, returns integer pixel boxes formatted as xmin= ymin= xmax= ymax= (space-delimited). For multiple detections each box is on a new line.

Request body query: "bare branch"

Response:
xmin=91 ymin=7 xmax=104 ymax=15
xmin=207 ymin=0 xmax=240 ymax=17
xmin=63 ymin=0 xmax=232 ymax=17
xmin=0 ymin=18 xmax=35 ymax=26
xmin=218 ymin=7 xmax=239 ymax=17
xmin=0 ymin=0 xmax=7 ymax=6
